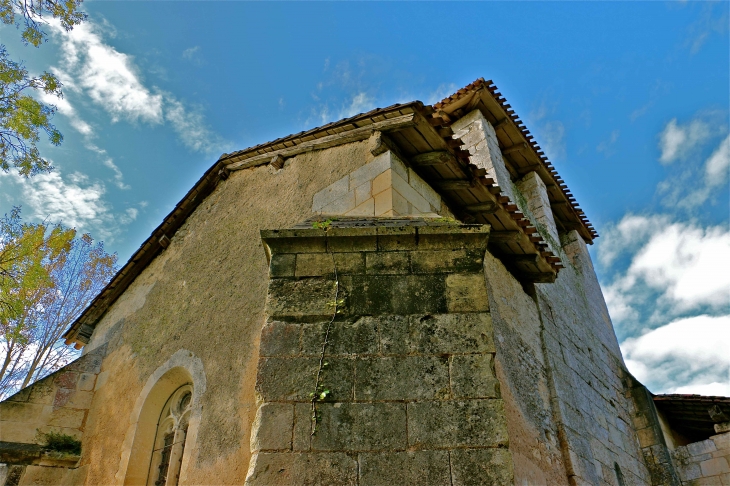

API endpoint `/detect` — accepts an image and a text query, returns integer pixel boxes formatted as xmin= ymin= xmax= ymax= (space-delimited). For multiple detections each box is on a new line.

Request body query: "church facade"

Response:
xmin=1 ymin=79 xmax=728 ymax=486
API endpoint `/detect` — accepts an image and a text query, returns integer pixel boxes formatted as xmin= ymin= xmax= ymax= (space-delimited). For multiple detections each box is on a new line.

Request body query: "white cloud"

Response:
xmin=53 ymin=21 xmax=163 ymax=124
xmin=426 ymin=83 xmax=457 ymax=105
xmin=19 ymin=170 xmax=109 ymax=231
xmin=658 ymin=118 xmax=711 ymax=164
xmin=39 ymin=91 xmax=93 ymax=136
xmin=102 ymin=159 xmax=130 ymax=190
xmin=182 ymin=46 xmax=200 ymax=60
xmin=537 ymin=120 xmax=566 ymax=161
xmin=622 ymin=315 xmax=730 ymax=394
xmin=705 ymin=134 xmax=730 ymax=187
xmin=601 ymin=216 xmax=730 ymax=325
xmin=685 ymin=3 xmax=729 ymax=55
xmin=3 ymin=166 xmax=137 ymax=242
xmin=597 ymin=129 xmax=620 ymax=155
xmin=49 ymin=19 xmax=226 ymax=154
xmin=341 ymin=92 xmax=374 ymax=119
xmin=119 ymin=207 xmax=138 ymax=225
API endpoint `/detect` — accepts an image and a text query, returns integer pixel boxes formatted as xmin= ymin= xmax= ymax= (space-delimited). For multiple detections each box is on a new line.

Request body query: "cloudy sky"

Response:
xmin=1 ymin=2 xmax=727 ymax=395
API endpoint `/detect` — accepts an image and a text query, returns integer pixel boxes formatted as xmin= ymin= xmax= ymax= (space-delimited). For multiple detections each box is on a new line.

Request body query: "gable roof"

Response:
xmin=63 ymin=80 xmax=596 ymax=347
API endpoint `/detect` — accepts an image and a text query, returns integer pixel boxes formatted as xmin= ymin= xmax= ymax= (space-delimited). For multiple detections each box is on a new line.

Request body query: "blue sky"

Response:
xmin=1 ymin=1 xmax=728 ymax=395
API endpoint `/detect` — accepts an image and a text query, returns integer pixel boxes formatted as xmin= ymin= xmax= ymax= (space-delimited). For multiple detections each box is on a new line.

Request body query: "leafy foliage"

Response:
xmin=0 ymin=0 xmax=86 ymax=176
xmin=0 ymin=207 xmax=117 ymax=398
xmin=42 ymin=431 xmax=81 ymax=455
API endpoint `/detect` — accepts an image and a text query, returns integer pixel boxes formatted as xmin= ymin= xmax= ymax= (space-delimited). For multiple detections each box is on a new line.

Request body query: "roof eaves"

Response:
xmin=433 ymin=78 xmax=597 ymax=241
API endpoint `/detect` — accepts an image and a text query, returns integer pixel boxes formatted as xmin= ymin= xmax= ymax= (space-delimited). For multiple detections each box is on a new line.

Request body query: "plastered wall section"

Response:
xmin=0 ymin=346 xmax=105 ymax=486
xmin=66 ymin=141 xmax=396 ymax=485
xmin=312 ymin=150 xmax=450 ymax=218
xmin=246 ymin=224 xmax=514 ymax=486
xmin=670 ymin=431 xmax=730 ymax=485
xmin=453 ymin=109 xmax=652 ymax=485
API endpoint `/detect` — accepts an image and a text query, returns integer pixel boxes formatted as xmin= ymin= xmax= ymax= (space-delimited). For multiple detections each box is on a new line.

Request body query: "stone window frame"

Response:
xmin=115 ymin=350 xmax=206 ymax=486
xmin=147 ymin=384 xmax=193 ymax=486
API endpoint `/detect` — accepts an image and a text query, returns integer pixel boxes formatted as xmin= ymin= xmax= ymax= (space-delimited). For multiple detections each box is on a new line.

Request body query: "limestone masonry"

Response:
xmin=1 ymin=79 xmax=728 ymax=486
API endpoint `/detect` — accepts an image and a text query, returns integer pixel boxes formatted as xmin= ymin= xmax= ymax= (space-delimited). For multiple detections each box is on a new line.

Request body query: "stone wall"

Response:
xmin=454 ymin=108 xmax=653 ymax=486
xmin=246 ymin=222 xmax=514 ymax=485
xmin=671 ymin=431 xmax=730 ymax=485
xmin=312 ymin=150 xmax=449 ymax=218
xmin=0 ymin=346 xmax=105 ymax=486
xmin=65 ymin=141 xmax=394 ymax=485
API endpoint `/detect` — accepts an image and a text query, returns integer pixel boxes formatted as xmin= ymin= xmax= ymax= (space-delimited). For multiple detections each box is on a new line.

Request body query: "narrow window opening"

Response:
xmin=147 ymin=385 xmax=193 ymax=486
xmin=614 ymin=462 xmax=626 ymax=486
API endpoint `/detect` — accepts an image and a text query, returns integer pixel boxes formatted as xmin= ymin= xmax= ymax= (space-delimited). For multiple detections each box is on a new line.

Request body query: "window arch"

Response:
xmin=116 ymin=350 xmax=205 ymax=486
xmin=147 ymin=384 xmax=193 ymax=486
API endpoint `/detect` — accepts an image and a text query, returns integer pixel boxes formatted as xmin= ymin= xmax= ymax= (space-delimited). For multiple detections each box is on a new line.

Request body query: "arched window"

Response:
xmin=147 ymin=384 xmax=193 ymax=486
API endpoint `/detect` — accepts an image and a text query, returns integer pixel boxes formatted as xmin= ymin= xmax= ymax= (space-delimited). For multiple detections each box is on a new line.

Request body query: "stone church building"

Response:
xmin=1 ymin=79 xmax=728 ymax=485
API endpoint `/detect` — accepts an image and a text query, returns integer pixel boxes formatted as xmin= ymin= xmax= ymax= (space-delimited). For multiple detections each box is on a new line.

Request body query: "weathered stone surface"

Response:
xmin=270 ymin=253 xmax=296 ymax=277
xmin=333 ymin=252 xmax=366 ymax=274
xmin=376 ymin=226 xmax=417 ymax=251
xmin=76 ymin=373 xmax=96 ymax=392
xmin=416 ymin=225 xmax=489 ymax=251
xmin=251 ymin=403 xmax=294 ymax=452
xmin=345 ymin=275 xmax=447 ymax=315
xmin=450 ymin=354 xmax=499 ymax=398
xmin=48 ymin=407 xmax=86 ymax=429
xmin=446 ymin=274 xmax=489 ymax=312
xmin=450 ymin=448 xmax=515 ymax=486
xmin=699 ymin=457 xmax=729 ymax=476
xmin=407 ymin=399 xmax=508 ymax=448
xmin=256 ymin=357 xmax=354 ymax=402
xmin=407 ymin=313 xmax=495 ymax=355
xmin=355 ymin=356 xmax=450 ymax=401
xmin=246 ymin=452 xmax=357 ymax=485
xmin=410 ymin=249 xmax=484 ymax=274
xmin=326 ymin=232 xmax=377 ymax=254
xmin=358 ymin=450 xmax=451 ymax=485
xmin=0 ymin=401 xmax=50 ymax=423
xmin=311 ymin=402 xmax=407 ymax=451
xmin=365 ymin=252 xmax=410 ymax=275
xmin=266 ymin=278 xmax=338 ymax=319
xmin=301 ymin=318 xmax=379 ymax=356
xmin=293 ymin=403 xmax=312 ymax=452
xmin=373 ymin=315 xmax=408 ymax=355
xmin=296 ymin=253 xmax=337 ymax=277
xmin=260 ymin=320 xmax=301 ymax=357
xmin=689 ymin=439 xmax=718 ymax=457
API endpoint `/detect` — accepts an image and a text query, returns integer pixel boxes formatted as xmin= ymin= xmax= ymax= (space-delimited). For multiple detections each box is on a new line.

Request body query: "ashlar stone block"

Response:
xmin=260 ymin=320 xmax=301 ymax=357
xmin=266 ymin=278 xmax=339 ymax=320
xmin=450 ymin=354 xmax=499 ymax=399
xmin=311 ymin=151 xmax=446 ymax=218
xmin=407 ymin=399 xmax=508 ymax=449
xmin=407 ymin=313 xmax=495 ymax=355
xmin=450 ymin=448 xmax=515 ymax=486
xmin=269 ymin=253 xmax=296 ymax=277
xmin=256 ymin=357 xmax=353 ymax=402
xmin=446 ymin=274 xmax=489 ymax=313
xmin=410 ymin=249 xmax=484 ymax=274
xmin=301 ymin=318 xmax=379 ymax=356
xmin=365 ymin=251 xmax=410 ymax=275
xmin=358 ymin=450 xmax=451 ymax=485
xmin=246 ymin=452 xmax=357 ymax=486
xmin=355 ymin=356 xmax=450 ymax=401
xmin=310 ymin=402 xmax=407 ymax=451
xmin=250 ymin=403 xmax=294 ymax=452
xmin=700 ymin=457 xmax=730 ymax=477
xmin=345 ymin=275 xmax=447 ymax=316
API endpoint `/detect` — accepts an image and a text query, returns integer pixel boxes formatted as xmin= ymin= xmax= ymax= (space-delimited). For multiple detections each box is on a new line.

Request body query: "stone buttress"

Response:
xmin=245 ymin=220 xmax=513 ymax=485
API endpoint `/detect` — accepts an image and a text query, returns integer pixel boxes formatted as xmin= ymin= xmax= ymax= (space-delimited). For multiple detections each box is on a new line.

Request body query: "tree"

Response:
xmin=0 ymin=207 xmax=116 ymax=398
xmin=0 ymin=0 xmax=86 ymax=177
